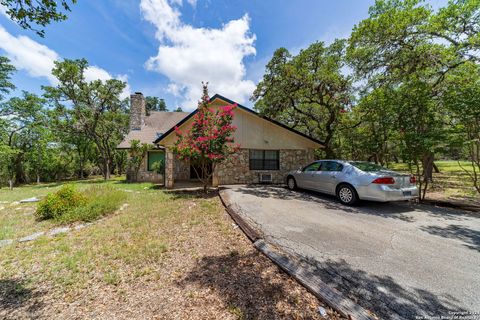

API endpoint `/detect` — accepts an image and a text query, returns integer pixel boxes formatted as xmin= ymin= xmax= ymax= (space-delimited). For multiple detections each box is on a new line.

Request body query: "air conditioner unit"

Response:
xmin=259 ymin=173 xmax=273 ymax=184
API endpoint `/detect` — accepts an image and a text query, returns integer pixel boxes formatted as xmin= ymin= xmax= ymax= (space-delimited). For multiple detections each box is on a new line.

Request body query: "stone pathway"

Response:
xmin=0 ymin=203 xmax=129 ymax=248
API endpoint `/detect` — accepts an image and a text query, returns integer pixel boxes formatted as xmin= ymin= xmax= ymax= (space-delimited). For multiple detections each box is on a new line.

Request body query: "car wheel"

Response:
xmin=287 ymin=177 xmax=297 ymax=190
xmin=336 ymin=184 xmax=358 ymax=205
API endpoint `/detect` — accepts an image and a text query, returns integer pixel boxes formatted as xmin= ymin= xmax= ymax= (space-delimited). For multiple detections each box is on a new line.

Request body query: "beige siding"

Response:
xmin=161 ymin=97 xmax=321 ymax=150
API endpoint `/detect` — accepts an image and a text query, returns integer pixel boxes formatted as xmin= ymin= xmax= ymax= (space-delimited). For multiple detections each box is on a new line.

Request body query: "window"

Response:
xmin=147 ymin=151 xmax=165 ymax=172
xmin=249 ymin=150 xmax=279 ymax=170
xmin=319 ymin=161 xmax=343 ymax=172
xmin=350 ymin=161 xmax=387 ymax=172
xmin=302 ymin=162 xmax=321 ymax=172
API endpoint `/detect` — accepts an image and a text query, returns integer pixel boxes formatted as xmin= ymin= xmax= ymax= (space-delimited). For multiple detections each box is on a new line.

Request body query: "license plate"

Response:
xmin=403 ymin=191 xmax=412 ymax=197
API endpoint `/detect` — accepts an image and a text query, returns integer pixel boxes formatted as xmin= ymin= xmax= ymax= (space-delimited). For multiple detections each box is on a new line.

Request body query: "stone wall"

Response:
xmin=130 ymin=93 xmax=145 ymax=131
xmin=173 ymin=156 xmax=190 ymax=180
xmin=126 ymin=151 xmax=164 ymax=183
xmin=216 ymin=148 xmax=315 ymax=185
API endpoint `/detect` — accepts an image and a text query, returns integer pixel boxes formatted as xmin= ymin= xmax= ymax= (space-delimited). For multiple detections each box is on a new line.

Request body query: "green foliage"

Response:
xmin=145 ymin=96 xmax=168 ymax=114
xmin=342 ymin=0 xmax=480 ymax=198
xmin=252 ymin=40 xmax=352 ymax=158
xmin=36 ymin=185 xmax=86 ymax=220
xmin=1 ymin=0 xmax=77 ymax=37
xmin=57 ymin=186 xmax=125 ymax=224
xmin=150 ymin=160 xmax=164 ymax=174
xmin=127 ymin=140 xmax=151 ymax=182
xmin=0 ymin=57 xmax=15 ymax=100
xmin=44 ymin=58 xmax=129 ymax=180
xmin=36 ymin=184 xmax=125 ymax=223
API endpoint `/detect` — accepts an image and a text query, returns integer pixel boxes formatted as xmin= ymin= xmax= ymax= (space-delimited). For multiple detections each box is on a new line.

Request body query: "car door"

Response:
xmin=312 ymin=161 xmax=344 ymax=194
xmin=296 ymin=162 xmax=321 ymax=190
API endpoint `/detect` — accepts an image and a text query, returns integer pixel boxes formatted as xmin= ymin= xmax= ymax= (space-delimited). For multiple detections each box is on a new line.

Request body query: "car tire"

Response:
xmin=287 ymin=176 xmax=297 ymax=190
xmin=336 ymin=184 xmax=358 ymax=206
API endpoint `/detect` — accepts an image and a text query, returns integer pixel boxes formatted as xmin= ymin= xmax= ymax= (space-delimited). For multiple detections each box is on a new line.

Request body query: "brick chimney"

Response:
xmin=130 ymin=92 xmax=146 ymax=130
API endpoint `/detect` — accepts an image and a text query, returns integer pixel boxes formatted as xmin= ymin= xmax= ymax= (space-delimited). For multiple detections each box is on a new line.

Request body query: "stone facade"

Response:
xmin=216 ymin=148 xmax=315 ymax=185
xmin=173 ymin=155 xmax=190 ymax=180
xmin=127 ymin=151 xmax=164 ymax=183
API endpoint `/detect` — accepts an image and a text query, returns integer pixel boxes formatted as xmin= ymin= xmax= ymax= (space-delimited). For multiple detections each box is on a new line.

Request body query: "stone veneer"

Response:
xmin=216 ymin=148 xmax=315 ymax=185
xmin=127 ymin=151 xmax=164 ymax=183
xmin=130 ymin=93 xmax=145 ymax=131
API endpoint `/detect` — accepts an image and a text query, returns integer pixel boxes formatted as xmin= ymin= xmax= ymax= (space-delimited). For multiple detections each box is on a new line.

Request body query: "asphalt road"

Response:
xmin=222 ymin=185 xmax=480 ymax=320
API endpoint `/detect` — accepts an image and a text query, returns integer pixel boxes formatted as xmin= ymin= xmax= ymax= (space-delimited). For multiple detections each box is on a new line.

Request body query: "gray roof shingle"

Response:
xmin=117 ymin=111 xmax=189 ymax=149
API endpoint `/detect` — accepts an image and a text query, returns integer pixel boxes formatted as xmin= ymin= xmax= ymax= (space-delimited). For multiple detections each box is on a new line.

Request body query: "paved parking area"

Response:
xmin=221 ymin=185 xmax=480 ymax=320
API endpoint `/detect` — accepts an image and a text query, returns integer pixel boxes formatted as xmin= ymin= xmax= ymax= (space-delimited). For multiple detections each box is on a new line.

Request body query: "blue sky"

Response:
xmin=0 ymin=1 xmax=390 ymax=110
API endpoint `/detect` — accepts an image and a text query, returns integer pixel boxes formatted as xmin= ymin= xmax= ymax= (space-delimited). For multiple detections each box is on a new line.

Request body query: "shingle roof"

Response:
xmin=117 ymin=111 xmax=189 ymax=149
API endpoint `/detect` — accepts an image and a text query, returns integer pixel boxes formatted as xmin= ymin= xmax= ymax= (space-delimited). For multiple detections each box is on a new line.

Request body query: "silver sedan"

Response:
xmin=286 ymin=160 xmax=419 ymax=205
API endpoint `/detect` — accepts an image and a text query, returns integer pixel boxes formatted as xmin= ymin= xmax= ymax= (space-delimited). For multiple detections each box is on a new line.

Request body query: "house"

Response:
xmin=118 ymin=92 xmax=323 ymax=188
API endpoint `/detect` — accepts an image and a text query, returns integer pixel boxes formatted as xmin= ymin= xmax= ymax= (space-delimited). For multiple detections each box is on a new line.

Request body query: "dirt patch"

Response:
xmin=425 ymin=192 xmax=480 ymax=213
xmin=0 ymin=192 xmax=341 ymax=319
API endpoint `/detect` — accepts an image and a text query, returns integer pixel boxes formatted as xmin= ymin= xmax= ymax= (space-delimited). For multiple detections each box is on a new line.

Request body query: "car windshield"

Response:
xmin=350 ymin=161 xmax=388 ymax=172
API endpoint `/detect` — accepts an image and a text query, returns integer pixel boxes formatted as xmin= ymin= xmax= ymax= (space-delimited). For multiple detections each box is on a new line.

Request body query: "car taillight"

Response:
xmin=410 ymin=176 xmax=416 ymax=184
xmin=372 ymin=177 xmax=395 ymax=184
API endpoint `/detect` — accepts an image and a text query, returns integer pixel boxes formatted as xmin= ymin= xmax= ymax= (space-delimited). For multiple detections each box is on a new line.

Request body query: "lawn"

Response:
xmin=388 ymin=160 xmax=479 ymax=200
xmin=0 ymin=178 xmax=336 ymax=319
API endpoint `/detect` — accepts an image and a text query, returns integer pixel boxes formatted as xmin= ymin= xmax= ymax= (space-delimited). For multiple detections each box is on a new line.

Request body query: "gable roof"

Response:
xmin=153 ymin=94 xmax=325 ymax=147
xmin=117 ymin=111 xmax=189 ymax=149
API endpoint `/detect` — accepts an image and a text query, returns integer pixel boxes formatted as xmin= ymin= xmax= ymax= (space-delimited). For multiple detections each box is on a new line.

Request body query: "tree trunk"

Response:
xmin=433 ymin=162 xmax=440 ymax=173
xmin=8 ymin=179 xmax=13 ymax=190
xmin=104 ymin=160 xmax=111 ymax=180
xmin=324 ymin=147 xmax=335 ymax=159
xmin=36 ymin=173 xmax=40 ymax=184
xmin=422 ymin=153 xmax=435 ymax=183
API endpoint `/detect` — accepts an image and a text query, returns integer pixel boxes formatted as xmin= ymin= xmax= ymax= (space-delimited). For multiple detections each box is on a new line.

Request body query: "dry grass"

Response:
xmin=0 ymin=180 xmax=340 ymax=319
xmin=389 ymin=161 xmax=480 ymax=204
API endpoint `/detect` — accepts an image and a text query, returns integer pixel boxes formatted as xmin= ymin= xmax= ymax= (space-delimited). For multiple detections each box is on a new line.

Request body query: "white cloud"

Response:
xmin=0 ymin=25 xmax=59 ymax=83
xmin=0 ymin=25 xmax=130 ymax=98
xmin=140 ymin=0 xmax=256 ymax=110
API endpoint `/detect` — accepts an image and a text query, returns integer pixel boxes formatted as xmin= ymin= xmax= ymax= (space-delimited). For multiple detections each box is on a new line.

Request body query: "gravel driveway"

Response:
xmin=221 ymin=185 xmax=480 ymax=320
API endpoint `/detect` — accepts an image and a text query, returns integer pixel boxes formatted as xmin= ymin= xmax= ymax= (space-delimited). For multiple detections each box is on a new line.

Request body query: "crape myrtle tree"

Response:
xmin=43 ymin=59 xmax=129 ymax=180
xmin=173 ymin=83 xmax=238 ymax=192
xmin=251 ymin=40 xmax=353 ymax=159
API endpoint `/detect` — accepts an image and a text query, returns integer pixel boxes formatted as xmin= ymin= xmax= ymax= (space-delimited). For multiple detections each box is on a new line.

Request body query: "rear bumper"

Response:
xmin=357 ymin=185 xmax=419 ymax=202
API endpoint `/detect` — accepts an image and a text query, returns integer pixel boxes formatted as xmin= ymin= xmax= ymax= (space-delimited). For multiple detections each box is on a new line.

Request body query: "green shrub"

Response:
xmin=36 ymin=185 xmax=126 ymax=224
xmin=36 ymin=185 xmax=86 ymax=220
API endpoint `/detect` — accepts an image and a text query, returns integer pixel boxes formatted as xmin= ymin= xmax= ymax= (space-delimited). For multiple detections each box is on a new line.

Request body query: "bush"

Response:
xmin=36 ymin=185 xmax=126 ymax=224
xmin=36 ymin=185 xmax=86 ymax=220
xmin=57 ymin=186 xmax=125 ymax=224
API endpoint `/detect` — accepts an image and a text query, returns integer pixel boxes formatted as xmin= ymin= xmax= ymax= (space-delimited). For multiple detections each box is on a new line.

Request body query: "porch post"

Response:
xmin=165 ymin=148 xmax=174 ymax=189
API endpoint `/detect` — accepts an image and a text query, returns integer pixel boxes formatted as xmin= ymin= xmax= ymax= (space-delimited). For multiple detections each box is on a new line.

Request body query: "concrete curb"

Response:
xmin=218 ymin=188 xmax=377 ymax=320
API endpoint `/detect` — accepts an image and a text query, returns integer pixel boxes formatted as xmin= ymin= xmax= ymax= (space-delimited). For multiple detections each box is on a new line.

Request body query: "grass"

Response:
xmin=0 ymin=177 xmax=331 ymax=319
xmin=388 ymin=160 xmax=479 ymax=199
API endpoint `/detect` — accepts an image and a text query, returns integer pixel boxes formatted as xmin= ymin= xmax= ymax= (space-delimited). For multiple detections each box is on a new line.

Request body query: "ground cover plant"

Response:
xmin=0 ymin=179 xmax=339 ymax=319
xmin=36 ymin=184 xmax=125 ymax=224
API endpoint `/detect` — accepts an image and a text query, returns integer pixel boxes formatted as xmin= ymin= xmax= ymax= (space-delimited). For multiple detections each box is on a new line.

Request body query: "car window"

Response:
xmin=303 ymin=162 xmax=321 ymax=172
xmin=319 ymin=161 xmax=343 ymax=172
xmin=350 ymin=161 xmax=387 ymax=172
